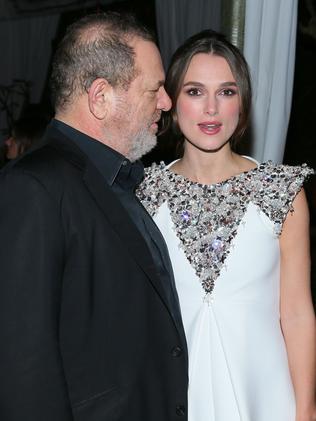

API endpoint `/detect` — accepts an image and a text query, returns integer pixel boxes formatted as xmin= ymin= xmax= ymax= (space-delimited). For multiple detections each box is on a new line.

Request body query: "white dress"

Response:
xmin=137 ymin=159 xmax=314 ymax=421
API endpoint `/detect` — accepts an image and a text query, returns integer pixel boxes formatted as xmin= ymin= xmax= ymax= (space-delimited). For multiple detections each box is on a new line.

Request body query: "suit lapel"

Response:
xmin=47 ymin=127 xmax=185 ymax=339
xmin=83 ymin=162 xmax=184 ymax=331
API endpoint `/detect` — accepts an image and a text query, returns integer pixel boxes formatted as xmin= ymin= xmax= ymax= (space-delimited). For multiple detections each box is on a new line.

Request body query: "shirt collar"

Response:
xmin=53 ymin=119 xmax=144 ymax=190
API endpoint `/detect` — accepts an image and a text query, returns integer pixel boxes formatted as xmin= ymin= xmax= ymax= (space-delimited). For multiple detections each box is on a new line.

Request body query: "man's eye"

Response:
xmin=148 ymin=89 xmax=159 ymax=96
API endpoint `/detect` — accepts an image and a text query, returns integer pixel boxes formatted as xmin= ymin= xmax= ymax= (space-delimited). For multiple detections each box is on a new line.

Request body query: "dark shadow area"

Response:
xmin=283 ymin=0 xmax=316 ymax=307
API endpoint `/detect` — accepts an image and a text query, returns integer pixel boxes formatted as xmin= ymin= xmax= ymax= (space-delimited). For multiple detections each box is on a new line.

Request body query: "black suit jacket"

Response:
xmin=0 ymin=125 xmax=188 ymax=421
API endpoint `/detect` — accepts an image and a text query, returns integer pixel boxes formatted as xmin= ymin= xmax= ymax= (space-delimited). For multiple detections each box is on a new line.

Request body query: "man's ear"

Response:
xmin=87 ymin=78 xmax=113 ymax=120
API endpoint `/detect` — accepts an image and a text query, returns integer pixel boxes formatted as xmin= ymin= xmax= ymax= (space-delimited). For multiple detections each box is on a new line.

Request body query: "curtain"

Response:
xmin=155 ymin=0 xmax=221 ymax=69
xmin=243 ymin=0 xmax=298 ymax=163
xmin=0 ymin=14 xmax=59 ymax=139
xmin=221 ymin=0 xmax=245 ymax=49
xmin=0 ymin=0 xmax=124 ymax=19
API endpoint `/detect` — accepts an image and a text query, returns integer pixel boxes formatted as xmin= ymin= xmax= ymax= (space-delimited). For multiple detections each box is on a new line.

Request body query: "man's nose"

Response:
xmin=158 ymin=86 xmax=172 ymax=112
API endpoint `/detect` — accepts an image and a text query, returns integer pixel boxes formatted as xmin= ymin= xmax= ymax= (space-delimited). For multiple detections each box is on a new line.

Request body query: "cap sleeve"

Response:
xmin=251 ymin=163 xmax=314 ymax=235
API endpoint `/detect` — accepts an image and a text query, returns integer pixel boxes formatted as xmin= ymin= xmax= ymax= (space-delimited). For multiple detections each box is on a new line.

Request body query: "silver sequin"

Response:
xmin=137 ymin=162 xmax=314 ymax=295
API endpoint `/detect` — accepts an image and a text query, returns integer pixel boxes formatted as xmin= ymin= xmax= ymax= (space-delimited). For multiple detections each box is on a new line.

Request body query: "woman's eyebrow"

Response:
xmin=182 ymin=81 xmax=237 ymax=87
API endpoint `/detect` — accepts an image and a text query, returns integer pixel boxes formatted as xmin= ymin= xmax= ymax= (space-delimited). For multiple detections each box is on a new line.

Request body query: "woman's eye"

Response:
xmin=186 ymin=88 xmax=201 ymax=96
xmin=220 ymin=88 xmax=237 ymax=96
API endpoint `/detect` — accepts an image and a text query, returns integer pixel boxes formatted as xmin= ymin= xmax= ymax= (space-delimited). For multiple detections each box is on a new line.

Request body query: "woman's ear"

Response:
xmin=87 ymin=78 xmax=113 ymax=120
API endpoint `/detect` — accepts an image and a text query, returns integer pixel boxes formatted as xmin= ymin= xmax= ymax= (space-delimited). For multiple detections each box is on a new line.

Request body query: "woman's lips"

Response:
xmin=150 ymin=113 xmax=161 ymax=132
xmin=198 ymin=121 xmax=222 ymax=135
xmin=150 ymin=122 xmax=159 ymax=132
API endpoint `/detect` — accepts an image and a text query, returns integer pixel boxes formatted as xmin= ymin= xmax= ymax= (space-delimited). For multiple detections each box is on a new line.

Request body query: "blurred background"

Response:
xmin=0 ymin=0 xmax=315 ymax=304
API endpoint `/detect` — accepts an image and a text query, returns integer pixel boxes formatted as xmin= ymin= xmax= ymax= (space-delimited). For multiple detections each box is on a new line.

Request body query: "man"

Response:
xmin=0 ymin=12 xmax=188 ymax=421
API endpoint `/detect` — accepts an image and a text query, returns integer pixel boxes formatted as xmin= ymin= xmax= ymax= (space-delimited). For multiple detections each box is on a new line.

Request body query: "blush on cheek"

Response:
xmin=225 ymin=101 xmax=240 ymax=115
xmin=225 ymin=105 xmax=240 ymax=129
xmin=176 ymin=97 xmax=200 ymax=121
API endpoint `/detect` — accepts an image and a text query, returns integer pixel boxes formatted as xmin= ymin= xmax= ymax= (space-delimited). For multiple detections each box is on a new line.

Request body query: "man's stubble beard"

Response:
xmin=110 ymin=94 xmax=159 ymax=162
xmin=126 ymin=127 xmax=157 ymax=162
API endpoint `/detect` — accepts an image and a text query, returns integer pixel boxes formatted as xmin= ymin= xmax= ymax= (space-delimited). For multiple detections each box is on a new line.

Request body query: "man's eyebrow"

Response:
xmin=149 ymin=80 xmax=165 ymax=91
xmin=157 ymin=80 xmax=165 ymax=87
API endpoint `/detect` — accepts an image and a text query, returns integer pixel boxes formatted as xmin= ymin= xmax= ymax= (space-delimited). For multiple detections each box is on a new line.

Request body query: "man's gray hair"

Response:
xmin=50 ymin=12 xmax=155 ymax=111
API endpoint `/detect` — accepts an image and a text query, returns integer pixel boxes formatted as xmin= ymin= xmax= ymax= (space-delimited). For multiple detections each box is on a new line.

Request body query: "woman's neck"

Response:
xmin=170 ymin=144 xmax=256 ymax=185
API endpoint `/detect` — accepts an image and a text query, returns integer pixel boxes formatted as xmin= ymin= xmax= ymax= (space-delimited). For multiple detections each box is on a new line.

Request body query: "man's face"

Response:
xmin=108 ymin=38 xmax=171 ymax=161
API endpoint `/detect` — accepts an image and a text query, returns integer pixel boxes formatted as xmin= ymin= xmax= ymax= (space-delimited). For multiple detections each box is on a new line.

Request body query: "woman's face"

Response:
xmin=175 ymin=53 xmax=241 ymax=153
xmin=4 ymin=136 xmax=19 ymax=159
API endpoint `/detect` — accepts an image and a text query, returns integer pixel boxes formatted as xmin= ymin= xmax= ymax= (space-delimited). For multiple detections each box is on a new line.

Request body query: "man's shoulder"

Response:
xmin=0 ymin=135 xmax=86 ymax=202
xmin=4 ymin=133 xmax=84 ymax=178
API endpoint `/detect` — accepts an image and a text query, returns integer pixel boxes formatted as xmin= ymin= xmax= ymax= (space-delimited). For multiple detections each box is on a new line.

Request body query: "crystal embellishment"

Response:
xmin=136 ymin=161 xmax=314 ymax=296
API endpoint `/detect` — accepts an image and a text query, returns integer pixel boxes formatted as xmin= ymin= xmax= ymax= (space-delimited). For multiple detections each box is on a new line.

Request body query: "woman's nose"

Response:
xmin=204 ymin=97 xmax=218 ymax=117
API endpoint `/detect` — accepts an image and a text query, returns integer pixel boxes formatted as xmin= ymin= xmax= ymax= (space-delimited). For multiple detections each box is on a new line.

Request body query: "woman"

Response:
xmin=1 ymin=107 xmax=48 ymax=168
xmin=137 ymin=30 xmax=316 ymax=421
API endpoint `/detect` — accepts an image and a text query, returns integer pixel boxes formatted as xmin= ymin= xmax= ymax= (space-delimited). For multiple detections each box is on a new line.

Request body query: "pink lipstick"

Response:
xmin=198 ymin=121 xmax=222 ymax=135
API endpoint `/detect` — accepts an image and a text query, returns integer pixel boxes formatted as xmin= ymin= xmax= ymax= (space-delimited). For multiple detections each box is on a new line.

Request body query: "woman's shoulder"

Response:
xmin=248 ymin=160 xmax=314 ymax=234
xmin=139 ymin=161 xmax=170 ymax=191
xmin=251 ymin=160 xmax=314 ymax=192
xmin=260 ymin=160 xmax=313 ymax=176
xmin=240 ymin=155 xmax=314 ymax=180
xmin=143 ymin=160 xmax=168 ymax=178
xmin=136 ymin=161 xmax=170 ymax=216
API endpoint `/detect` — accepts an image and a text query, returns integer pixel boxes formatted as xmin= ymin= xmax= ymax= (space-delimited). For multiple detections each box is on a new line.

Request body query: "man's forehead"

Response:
xmin=132 ymin=38 xmax=162 ymax=63
xmin=135 ymin=42 xmax=164 ymax=73
xmin=136 ymin=68 xmax=165 ymax=87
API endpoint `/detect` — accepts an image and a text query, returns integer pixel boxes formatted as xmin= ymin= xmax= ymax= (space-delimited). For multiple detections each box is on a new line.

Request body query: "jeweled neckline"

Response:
xmin=138 ymin=160 xmax=312 ymax=296
xmin=164 ymin=161 xmax=268 ymax=188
